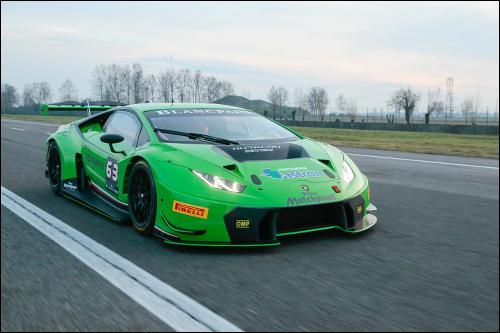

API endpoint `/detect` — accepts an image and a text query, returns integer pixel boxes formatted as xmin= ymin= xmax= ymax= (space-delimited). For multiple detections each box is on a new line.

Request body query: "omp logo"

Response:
xmin=235 ymin=219 xmax=250 ymax=228
xmin=172 ymin=200 xmax=208 ymax=219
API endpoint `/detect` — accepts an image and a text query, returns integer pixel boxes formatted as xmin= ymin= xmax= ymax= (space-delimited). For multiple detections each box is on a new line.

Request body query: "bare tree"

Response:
xmin=277 ymin=87 xmax=289 ymax=119
xmin=158 ymin=70 xmax=173 ymax=103
xmin=307 ymin=87 xmax=329 ymax=121
xmin=219 ymin=80 xmax=235 ymax=99
xmin=143 ymin=74 xmax=157 ymax=102
xmin=346 ymin=99 xmax=357 ymax=122
xmin=58 ymin=79 xmax=78 ymax=102
xmin=23 ymin=82 xmax=51 ymax=105
xmin=473 ymin=92 xmax=481 ymax=115
xmin=107 ymin=64 xmax=124 ymax=103
xmin=176 ymin=69 xmax=191 ymax=103
xmin=38 ymin=82 xmax=52 ymax=103
xmin=461 ymin=96 xmax=474 ymax=124
xmin=192 ymin=70 xmax=203 ymax=103
xmin=90 ymin=65 xmax=107 ymax=102
xmin=267 ymin=86 xmax=280 ymax=119
xmin=1 ymin=84 xmax=19 ymax=111
xmin=131 ymin=63 xmax=144 ymax=103
xmin=390 ymin=87 xmax=420 ymax=124
xmin=293 ymin=88 xmax=307 ymax=121
xmin=121 ymin=65 xmax=132 ymax=104
xmin=22 ymin=84 xmax=35 ymax=106
xmin=204 ymin=76 xmax=221 ymax=103
xmin=336 ymin=94 xmax=346 ymax=116
xmin=425 ymin=87 xmax=444 ymax=124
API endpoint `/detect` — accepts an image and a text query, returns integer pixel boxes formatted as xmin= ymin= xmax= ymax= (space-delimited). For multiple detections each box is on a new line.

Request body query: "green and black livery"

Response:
xmin=43 ymin=103 xmax=377 ymax=247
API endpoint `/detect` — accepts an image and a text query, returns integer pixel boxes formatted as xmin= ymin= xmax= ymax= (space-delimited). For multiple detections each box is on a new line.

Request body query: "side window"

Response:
xmin=136 ymin=126 xmax=151 ymax=147
xmin=104 ymin=112 xmax=141 ymax=147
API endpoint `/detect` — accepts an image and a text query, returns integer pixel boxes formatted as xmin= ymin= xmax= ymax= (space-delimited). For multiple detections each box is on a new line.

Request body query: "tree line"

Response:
xmin=0 ymin=63 xmax=236 ymax=111
xmin=267 ymin=79 xmax=489 ymax=125
xmin=1 ymin=71 xmax=493 ymax=125
xmin=89 ymin=63 xmax=234 ymax=104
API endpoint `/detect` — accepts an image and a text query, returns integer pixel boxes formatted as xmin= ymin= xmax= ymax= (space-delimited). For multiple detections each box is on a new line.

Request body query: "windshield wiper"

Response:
xmin=153 ymin=128 xmax=239 ymax=145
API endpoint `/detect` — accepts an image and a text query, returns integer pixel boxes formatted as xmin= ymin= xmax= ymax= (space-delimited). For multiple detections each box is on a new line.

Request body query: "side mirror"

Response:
xmin=100 ymin=134 xmax=126 ymax=154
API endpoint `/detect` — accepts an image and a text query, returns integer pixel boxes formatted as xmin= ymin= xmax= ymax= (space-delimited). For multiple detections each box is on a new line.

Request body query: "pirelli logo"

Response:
xmin=172 ymin=200 xmax=209 ymax=219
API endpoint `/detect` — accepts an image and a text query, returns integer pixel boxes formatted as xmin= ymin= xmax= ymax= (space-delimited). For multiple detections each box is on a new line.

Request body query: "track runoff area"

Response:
xmin=1 ymin=120 xmax=498 ymax=331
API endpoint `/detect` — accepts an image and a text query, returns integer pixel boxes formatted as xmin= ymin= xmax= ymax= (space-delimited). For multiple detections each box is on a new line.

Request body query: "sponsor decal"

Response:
xmin=231 ymin=145 xmax=281 ymax=154
xmin=261 ymin=167 xmax=325 ymax=180
xmin=63 ymin=182 xmax=78 ymax=191
xmin=172 ymin=200 xmax=209 ymax=219
xmin=301 ymin=185 xmax=309 ymax=192
xmin=150 ymin=109 xmax=253 ymax=116
xmin=213 ymin=143 xmax=310 ymax=162
xmin=287 ymin=191 xmax=336 ymax=206
xmin=356 ymin=205 xmax=363 ymax=215
xmin=105 ymin=158 xmax=119 ymax=195
xmin=235 ymin=219 xmax=250 ymax=229
xmin=85 ymin=154 xmax=105 ymax=170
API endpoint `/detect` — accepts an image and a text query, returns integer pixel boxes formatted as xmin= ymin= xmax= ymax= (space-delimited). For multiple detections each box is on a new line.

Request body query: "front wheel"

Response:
xmin=128 ymin=160 xmax=157 ymax=235
xmin=47 ymin=141 xmax=62 ymax=195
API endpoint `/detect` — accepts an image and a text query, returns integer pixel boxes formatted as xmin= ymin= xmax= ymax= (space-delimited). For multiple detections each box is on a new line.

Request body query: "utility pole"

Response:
xmin=446 ymin=77 xmax=454 ymax=119
xmin=170 ymin=55 xmax=174 ymax=104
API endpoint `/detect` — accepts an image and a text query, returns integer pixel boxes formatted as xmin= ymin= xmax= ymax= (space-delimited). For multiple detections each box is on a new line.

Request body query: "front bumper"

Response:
xmin=155 ymin=194 xmax=377 ymax=247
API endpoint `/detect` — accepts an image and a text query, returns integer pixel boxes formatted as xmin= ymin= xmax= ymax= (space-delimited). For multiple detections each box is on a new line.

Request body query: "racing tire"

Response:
xmin=128 ymin=160 xmax=157 ymax=235
xmin=47 ymin=141 xmax=62 ymax=195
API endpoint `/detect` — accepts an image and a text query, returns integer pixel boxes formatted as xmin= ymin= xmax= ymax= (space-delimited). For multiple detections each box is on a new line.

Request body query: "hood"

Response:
xmin=155 ymin=139 xmax=344 ymax=187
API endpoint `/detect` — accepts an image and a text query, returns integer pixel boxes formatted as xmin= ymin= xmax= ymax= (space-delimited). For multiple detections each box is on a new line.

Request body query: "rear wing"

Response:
xmin=41 ymin=103 xmax=115 ymax=117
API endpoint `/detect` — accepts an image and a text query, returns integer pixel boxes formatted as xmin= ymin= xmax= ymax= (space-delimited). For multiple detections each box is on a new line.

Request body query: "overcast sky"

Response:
xmin=1 ymin=1 xmax=498 ymax=113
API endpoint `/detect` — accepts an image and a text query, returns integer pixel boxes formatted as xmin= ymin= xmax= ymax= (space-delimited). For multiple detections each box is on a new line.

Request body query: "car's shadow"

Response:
xmin=161 ymin=226 xmax=377 ymax=255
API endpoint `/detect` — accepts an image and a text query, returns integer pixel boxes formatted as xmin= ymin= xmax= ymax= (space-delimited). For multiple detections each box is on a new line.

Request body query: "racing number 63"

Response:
xmin=106 ymin=161 xmax=118 ymax=181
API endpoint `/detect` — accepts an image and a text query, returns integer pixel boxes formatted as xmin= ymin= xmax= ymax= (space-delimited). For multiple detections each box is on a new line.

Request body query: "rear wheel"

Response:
xmin=47 ymin=141 xmax=62 ymax=195
xmin=128 ymin=160 xmax=157 ymax=235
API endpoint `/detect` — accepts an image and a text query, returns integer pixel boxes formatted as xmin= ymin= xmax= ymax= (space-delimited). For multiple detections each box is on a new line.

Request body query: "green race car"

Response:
xmin=43 ymin=103 xmax=377 ymax=247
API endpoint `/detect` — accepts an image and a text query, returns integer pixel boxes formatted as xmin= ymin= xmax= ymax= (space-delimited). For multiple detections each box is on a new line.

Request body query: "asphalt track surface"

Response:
xmin=1 ymin=119 xmax=498 ymax=332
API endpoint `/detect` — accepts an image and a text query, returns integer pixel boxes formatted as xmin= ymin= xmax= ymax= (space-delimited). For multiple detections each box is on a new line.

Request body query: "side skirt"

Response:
xmin=61 ymin=179 xmax=130 ymax=223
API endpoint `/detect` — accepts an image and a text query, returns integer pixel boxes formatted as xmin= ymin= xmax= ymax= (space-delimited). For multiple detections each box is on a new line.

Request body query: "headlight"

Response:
xmin=341 ymin=160 xmax=355 ymax=183
xmin=192 ymin=170 xmax=246 ymax=193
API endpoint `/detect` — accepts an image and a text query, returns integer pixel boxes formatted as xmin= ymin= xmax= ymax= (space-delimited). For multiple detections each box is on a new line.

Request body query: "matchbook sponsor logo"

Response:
xmin=173 ymin=200 xmax=209 ymax=219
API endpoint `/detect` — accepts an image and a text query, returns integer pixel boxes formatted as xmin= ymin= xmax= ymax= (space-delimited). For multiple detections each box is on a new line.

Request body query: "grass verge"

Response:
xmin=290 ymin=126 xmax=499 ymax=159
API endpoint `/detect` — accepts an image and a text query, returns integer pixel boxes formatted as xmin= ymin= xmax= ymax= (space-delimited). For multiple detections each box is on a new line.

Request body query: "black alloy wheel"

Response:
xmin=129 ymin=160 xmax=157 ymax=235
xmin=48 ymin=141 xmax=62 ymax=195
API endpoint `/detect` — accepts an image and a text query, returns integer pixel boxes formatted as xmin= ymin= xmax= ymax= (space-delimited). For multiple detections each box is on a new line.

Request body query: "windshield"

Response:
xmin=145 ymin=108 xmax=299 ymax=144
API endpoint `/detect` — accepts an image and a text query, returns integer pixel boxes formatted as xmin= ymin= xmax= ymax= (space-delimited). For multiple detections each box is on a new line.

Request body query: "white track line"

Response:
xmin=1 ymin=186 xmax=242 ymax=332
xmin=9 ymin=127 xmax=25 ymax=131
xmin=1 ymin=119 xmax=60 ymax=127
xmin=347 ymin=153 xmax=499 ymax=170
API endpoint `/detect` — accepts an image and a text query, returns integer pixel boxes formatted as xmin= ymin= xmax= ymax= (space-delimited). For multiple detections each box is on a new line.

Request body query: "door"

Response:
xmin=83 ymin=111 xmax=142 ymax=198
